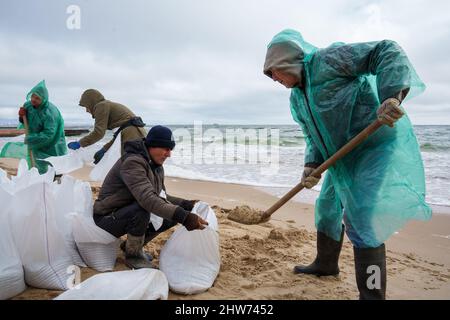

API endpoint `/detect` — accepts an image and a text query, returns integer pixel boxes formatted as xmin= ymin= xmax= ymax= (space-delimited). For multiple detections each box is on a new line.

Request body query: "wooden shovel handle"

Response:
xmin=22 ymin=114 xmax=36 ymax=168
xmin=262 ymin=120 xmax=383 ymax=218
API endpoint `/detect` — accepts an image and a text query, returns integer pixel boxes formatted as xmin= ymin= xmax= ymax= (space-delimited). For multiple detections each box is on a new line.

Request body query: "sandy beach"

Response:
xmin=1 ymin=158 xmax=449 ymax=300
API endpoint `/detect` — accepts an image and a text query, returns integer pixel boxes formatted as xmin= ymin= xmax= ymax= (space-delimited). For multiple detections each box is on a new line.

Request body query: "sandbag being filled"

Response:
xmin=45 ymin=143 xmax=98 ymax=175
xmin=159 ymin=201 xmax=220 ymax=294
xmin=89 ymin=134 xmax=121 ymax=181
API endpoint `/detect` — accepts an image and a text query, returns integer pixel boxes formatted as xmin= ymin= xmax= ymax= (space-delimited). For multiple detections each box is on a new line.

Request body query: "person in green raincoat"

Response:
xmin=18 ymin=80 xmax=67 ymax=174
xmin=263 ymin=29 xmax=431 ymax=300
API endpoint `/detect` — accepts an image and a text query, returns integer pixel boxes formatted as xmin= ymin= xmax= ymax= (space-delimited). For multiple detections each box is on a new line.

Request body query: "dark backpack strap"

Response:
xmin=112 ymin=116 xmax=146 ymax=140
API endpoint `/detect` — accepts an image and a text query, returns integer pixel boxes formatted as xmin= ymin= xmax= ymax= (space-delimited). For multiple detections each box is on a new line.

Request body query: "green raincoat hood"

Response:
xmin=79 ymin=89 xmax=105 ymax=112
xmin=263 ymin=29 xmax=317 ymax=87
xmin=263 ymin=41 xmax=304 ymax=80
xmin=26 ymin=80 xmax=49 ymax=108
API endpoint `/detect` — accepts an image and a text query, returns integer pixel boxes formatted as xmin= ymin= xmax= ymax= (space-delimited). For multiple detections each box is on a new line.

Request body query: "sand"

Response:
xmin=227 ymin=205 xmax=267 ymax=225
xmin=1 ymin=158 xmax=449 ymax=300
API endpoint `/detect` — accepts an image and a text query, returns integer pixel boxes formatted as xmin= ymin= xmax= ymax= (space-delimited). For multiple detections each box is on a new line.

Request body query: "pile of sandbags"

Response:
xmin=1 ymin=154 xmax=221 ymax=299
xmin=0 ymin=159 xmax=120 ymax=297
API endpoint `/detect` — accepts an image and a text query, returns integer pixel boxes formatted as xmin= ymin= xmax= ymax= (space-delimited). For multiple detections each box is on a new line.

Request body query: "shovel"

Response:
xmin=261 ymin=119 xmax=383 ymax=220
xmin=228 ymin=119 xmax=383 ymax=224
xmin=22 ymin=113 xmax=36 ymax=168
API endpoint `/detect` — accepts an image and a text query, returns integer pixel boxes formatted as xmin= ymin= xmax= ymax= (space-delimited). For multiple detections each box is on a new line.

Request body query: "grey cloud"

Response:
xmin=0 ymin=0 xmax=449 ymax=124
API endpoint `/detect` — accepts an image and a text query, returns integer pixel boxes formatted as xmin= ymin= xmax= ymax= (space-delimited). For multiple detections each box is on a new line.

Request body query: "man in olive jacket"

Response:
xmin=67 ymin=89 xmax=147 ymax=164
xmin=93 ymin=125 xmax=208 ymax=269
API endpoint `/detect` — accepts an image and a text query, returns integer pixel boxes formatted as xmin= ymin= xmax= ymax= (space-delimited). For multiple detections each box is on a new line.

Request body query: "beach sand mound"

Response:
xmin=0 ymin=159 xmax=18 ymax=177
xmin=11 ymin=200 xmax=450 ymax=300
xmin=1 ymin=159 xmax=448 ymax=300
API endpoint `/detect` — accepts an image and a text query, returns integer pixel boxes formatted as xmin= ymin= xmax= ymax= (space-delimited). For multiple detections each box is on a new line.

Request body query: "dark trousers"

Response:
xmin=94 ymin=202 xmax=176 ymax=238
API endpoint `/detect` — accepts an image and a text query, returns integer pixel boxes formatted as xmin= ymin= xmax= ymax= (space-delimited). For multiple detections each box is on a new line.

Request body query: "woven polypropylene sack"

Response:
xmin=159 ymin=201 xmax=220 ymax=294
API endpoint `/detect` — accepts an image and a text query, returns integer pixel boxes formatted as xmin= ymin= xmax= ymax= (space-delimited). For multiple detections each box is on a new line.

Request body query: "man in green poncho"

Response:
xmin=18 ymin=80 xmax=67 ymax=174
xmin=67 ymin=89 xmax=147 ymax=164
xmin=263 ymin=29 xmax=431 ymax=300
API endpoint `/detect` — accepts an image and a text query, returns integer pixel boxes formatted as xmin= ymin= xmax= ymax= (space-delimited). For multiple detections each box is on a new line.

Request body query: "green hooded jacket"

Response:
xmin=23 ymin=80 xmax=67 ymax=173
xmin=264 ymin=30 xmax=431 ymax=247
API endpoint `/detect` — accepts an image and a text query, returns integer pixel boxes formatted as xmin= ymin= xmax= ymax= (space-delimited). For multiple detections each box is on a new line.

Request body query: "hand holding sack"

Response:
xmin=183 ymin=212 xmax=209 ymax=231
xmin=93 ymin=148 xmax=106 ymax=164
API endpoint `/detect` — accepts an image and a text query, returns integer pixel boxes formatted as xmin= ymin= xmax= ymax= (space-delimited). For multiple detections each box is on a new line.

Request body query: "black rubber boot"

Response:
xmin=124 ymin=234 xmax=153 ymax=269
xmin=353 ymin=244 xmax=386 ymax=300
xmin=294 ymin=225 xmax=345 ymax=276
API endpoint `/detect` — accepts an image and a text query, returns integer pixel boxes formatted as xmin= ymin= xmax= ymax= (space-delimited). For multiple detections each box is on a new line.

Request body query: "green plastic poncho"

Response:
xmin=22 ymin=80 xmax=67 ymax=173
xmin=264 ymin=30 xmax=431 ymax=248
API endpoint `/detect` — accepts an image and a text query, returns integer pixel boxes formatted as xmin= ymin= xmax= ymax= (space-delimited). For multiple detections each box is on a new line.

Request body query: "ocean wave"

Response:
xmin=420 ymin=143 xmax=450 ymax=152
xmin=428 ymin=201 xmax=450 ymax=208
xmin=164 ymin=164 xmax=293 ymax=188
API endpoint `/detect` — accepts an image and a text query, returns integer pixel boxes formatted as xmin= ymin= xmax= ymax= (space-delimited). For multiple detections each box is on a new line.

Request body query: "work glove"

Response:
xmin=301 ymin=166 xmax=321 ymax=189
xmin=18 ymin=107 xmax=27 ymax=123
xmin=93 ymin=148 xmax=106 ymax=164
xmin=183 ymin=212 xmax=209 ymax=231
xmin=18 ymin=107 xmax=27 ymax=117
xmin=377 ymin=98 xmax=404 ymax=128
xmin=180 ymin=199 xmax=200 ymax=211
xmin=68 ymin=141 xmax=81 ymax=150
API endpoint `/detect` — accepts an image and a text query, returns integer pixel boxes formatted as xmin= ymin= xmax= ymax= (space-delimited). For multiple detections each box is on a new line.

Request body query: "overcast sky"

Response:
xmin=0 ymin=0 xmax=449 ymax=125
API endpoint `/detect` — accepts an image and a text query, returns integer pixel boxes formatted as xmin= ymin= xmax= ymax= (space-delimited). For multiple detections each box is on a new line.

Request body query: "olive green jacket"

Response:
xmin=79 ymin=89 xmax=146 ymax=153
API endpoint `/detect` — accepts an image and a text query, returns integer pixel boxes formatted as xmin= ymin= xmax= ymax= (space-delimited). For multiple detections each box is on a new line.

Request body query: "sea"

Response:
xmin=1 ymin=120 xmax=449 ymax=211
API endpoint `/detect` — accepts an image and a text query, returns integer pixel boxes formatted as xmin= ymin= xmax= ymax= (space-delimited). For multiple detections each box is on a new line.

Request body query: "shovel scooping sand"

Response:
xmin=227 ymin=120 xmax=383 ymax=225
xmin=227 ymin=205 xmax=269 ymax=225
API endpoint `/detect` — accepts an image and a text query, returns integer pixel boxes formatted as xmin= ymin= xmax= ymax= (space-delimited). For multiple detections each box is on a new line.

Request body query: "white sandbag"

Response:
xmin=89 ymin=134 xmax=121 ymax=182
xmin=0 ymin=167 xmax=9 ymax=183
xmin=159 ymin=201 xmax=220 ymax=294
xmin=8 ymin=170 xmax=73 ymax=290
xmin=55 ymin=268 xmax=168 ymax=300
xmin=52 ymin=175 xmax=91 ymax=267
xmin=0 ymin=188 xmax=26 ymax=300
xmin=0 ymin=168 xmax=13 ymax=192
xmin=45 ymin=144 xmax=98 ymax=175
xmin=45 ymin=150 xmax=84 ymax=175
xmin=72 ymin=213 xmax=119 ymax=272
xmin=9 ymin=159 xmax=49 ymax=192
